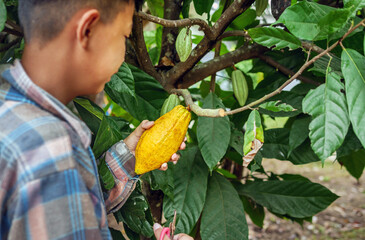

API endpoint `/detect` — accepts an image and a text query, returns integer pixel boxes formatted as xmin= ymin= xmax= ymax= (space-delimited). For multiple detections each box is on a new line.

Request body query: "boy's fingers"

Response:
xmin=179 ymin=141 xmax=186 ymax=150
xmin=159 ymin=163 xmax=168 ymax=171
xmin=171 ymin=153 xmax=180 ymax=162
xmin=173 ymin=234 xmax=194 ymax=240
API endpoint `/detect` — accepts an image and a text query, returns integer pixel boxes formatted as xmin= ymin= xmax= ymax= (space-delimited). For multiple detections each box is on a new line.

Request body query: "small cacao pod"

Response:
xmin=135 ymin=105 xmax=191 ymax=175
xmin=256 ymin=0 xmax=268 ymax=16
xmin=176 ymin=27 xmax=192 ymax=62
xmin=160 ymin=94 xmax=180 ymax=116
xmin=232 ymin=69 xmax=249 ymax=106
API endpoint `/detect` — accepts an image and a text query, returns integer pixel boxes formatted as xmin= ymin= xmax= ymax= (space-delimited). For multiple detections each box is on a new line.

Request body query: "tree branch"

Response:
xmin=217 ymin=30 xmax=250 ymax=41
xmin=130 ymin=14 xmax=162 ymax=84
xmin=258 ymin=55 xmax=321 ymax=86
xmin=135 ymin=11 xmax=215 ymax=40
xmin=165 ymin=0 xmax=255 ymax=86
xmin=0 ymin=38 xmax=21 ymax=52
xmin=178 ymin=43 xmax=267 ymax=89
xmin=3 ymin=26 xmax=23 ymax=37
xmin=172 ymin=89 xmax=225 ymax=117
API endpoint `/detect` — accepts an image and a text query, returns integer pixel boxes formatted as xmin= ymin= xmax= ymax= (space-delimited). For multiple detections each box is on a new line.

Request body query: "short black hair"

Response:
xmin=18 ymin=0 xmax=140 ymax=43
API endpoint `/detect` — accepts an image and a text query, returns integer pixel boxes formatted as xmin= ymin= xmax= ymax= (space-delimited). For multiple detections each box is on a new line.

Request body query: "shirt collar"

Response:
xmin=8 ymin=59 xmax=91 ymax=148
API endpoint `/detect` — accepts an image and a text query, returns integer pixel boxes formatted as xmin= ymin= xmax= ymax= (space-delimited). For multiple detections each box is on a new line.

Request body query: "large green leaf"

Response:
xmin=108 ymin=63 xmax=136 ymax=99
xmin=193 ymin=0 xmax=214 ymax=15
xmin=339 ymin=149 xmax=365 ymax=180
xmin=117 ymin=189 xmax=154 ymax=238
xmin=141 ymin=169 xmax=174 ymax=198
xmin=288 ymin=116 xmax=311 ymax=157
xmin=105 ymin=64 xmax=168 ymax=121
xmin=277 ymin=1 xmax=349 ymax=41
xmin=262 ymin=128 xmax=320 ymax=164
xmin=201 ymin=172 xmax=248 ymax=240
xmin=163 ymin=146 xmax=209 ymax=234
xmin=341 ymin=49 xmax=365 ymax=149
xmin=197 ymin=93 xmax=231 ymax=170
xmin=248 ymin=27 xmax=301 ymax=50
xmin=146 ymin=0 xmax=164 ymax=18
xmin=73 ymin=98 xmax=104 ymax=135
xmin=0 ymin=0 xmax=6 ymax=32
xmin=235 ymin=180 xmax=339 ymax=218
xmin=92 ymin=116 xmax=124 ymax=159
xmin=240 ymin=196 xmax=265 ymax=228
xmin=344 ymin=0 xmax=365 ymax=12
xmin=303 ymin=70 xmax=350 ymax=162
xmin=230 ymin=128 xmax=244 ymax=156
xmin=337 ymin=127 xmax=363 ymax=158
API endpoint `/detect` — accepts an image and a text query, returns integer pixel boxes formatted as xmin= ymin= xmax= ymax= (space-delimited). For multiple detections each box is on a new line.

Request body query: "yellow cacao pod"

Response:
xmin=135 ymin=105 xmax=191 ymax=175
xmin=255 ymin=0 xmax=268 ymax=16
xmin=160 ymin=94 xmax=180 ymax=116
xmin=176 ymin=28 xmax=192 ymax=62
xmin=232 ymin=69 xmax=249 ymax=106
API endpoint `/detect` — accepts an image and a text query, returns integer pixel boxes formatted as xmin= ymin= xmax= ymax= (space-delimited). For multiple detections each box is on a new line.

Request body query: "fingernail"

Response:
xmin=173 ymin=160 xmax=177 ymax=165
xmin=153 ymin=223 xmax=162 ymax=231
xmin=172 ymin=153 xmax=177 ymax=160
xmin=162 ymin=163 xmax=168 ymax=170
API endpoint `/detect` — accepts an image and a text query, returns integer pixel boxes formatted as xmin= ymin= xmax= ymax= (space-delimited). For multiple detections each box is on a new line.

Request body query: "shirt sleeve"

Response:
xmin=5 ymin=169 xmax=107 ymax=240
xmin=103 ymin=140 xmax=139 ymax=213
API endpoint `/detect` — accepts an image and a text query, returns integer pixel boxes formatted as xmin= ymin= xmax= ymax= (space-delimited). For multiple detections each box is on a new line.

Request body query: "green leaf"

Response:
xmin=337 ymin=127 xmax=363 ymax=158
xmin=240 ymin=196 xmax=265 ymax=228
xmin=109 ymin=228 xmax=126 ymax=240
xmin=73 ymin=98 xmax=104 ymax=136
xmin=163 ymin=146 xmax=209 ymax=234
xmin=341 ymin=49 xmax=365 ymax=149
xmin=197 ymin=93 xmax=231 ymax=170
xmin=248 ymin=27 xmax=302 ymax=50
xmin=182 ymin=0 xmax=193 ymax=18
xmin=193 ymin=0 xmax=214 ymax=15
xmin=201 ymin=172 xmax=248 ymax=240
xmin=99 ymin=159 xmax=115 ymax=190
xmin=229 ymin=9 xmax=256 ymax=30
xmin=229 ymin=128 xmax=244 ymax=156
xmin=105 ymin=64 xmax=168 ymax=121
xmin=262 ymin=128 xmax=320 ymax=165
xmin=92 ymin=116 xmax=124 ymax=159
xmin=0 ymin=0 xmax=6 ymax=32
xmin=146 ymin=0 xmax=164 ymax=18
xmin=288 ymin=116 xmax=311 ymax=156
xmin=303 ymin=70 xmax=350 ymax=162
xmin=141 ymin=169 xmax=174 ymax=198
xmin=344 ymin=0 xmax=365 ymax=12
xmin=119 ymin=189 xmax=154 ymax=237
xmin=108 ymin=63 xmax=136 ymax=100
xmin=277 ymin=1 xmax=350 ymax=41
xmin=338 ymin=149 xmax=365 ymax=180
xmin=259 ymin=101 xmax=296 ymax=112
xmin=243 ymin=110 xmax=264 ymax=156
xmin=235 ymin=180 xmax=339 ymax=218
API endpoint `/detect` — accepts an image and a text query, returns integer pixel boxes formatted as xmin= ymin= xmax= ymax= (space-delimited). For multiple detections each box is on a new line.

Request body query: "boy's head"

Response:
xmin=18 ymin=0 xmax=136 ymax=43
xmin=19 ymin=0 xmax=140 ymax=101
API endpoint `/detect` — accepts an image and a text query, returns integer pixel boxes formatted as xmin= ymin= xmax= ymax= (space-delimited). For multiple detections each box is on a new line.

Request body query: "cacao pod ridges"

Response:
xmin=135 ymin=105 xmax=191 ymax=175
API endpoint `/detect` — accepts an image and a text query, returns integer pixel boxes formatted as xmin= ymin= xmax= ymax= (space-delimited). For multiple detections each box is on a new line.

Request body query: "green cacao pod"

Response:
xmin=160 ymin=94 xmax=180 ymax=116
xmin=232 ymin=69 xmax=249 ymax=106
xmin=135 ymin=105 xmax=191 ymax=175
xmin=176 ymin=27 xmax=192 ymax=62
xmin=256 ymin=0 xmax=268 ymax=16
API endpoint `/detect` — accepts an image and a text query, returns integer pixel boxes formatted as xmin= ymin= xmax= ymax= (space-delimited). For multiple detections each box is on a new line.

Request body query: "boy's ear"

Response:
xmin=76 ymin=9 xmax=101 ymax=48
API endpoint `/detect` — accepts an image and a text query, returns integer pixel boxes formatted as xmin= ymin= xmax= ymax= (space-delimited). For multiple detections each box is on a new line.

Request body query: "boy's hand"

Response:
xmin=124 ymin=120 xmax=186 ymax=171
xmin=153 ymin=223 xmax=193 ymax=240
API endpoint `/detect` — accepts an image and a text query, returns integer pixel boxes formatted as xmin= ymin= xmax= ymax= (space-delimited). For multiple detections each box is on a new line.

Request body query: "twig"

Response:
xmin=3 ymin=26 xmax=23 ymax=37
xmin=217 ymin=30 xmax=250 ymax=41
xmin=258 ymin=55 xmax=320 ymax=86
xmin=0 ymin=38 xmax=21 ymax=52
xmin=5 ymin=20 xmax=22 ymax=33
xmin=224 ymin=18 xmax=365 ymax=116
xmin=135 ymin=11 xmax=215 ymax=40
xmin=210 ymin=41 xmax=222 ymax=92
xmin=172 ymin=89 xmax=225 ymax=117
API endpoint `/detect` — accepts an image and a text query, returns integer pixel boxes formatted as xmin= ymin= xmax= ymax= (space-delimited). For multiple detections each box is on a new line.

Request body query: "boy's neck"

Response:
xmin=21 ymin=40 xmax=76 ymax=105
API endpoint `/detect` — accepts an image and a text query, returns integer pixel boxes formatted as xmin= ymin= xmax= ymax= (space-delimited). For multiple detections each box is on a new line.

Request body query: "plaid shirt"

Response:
xmin=0 ymin=60 xmax=138 ymax=240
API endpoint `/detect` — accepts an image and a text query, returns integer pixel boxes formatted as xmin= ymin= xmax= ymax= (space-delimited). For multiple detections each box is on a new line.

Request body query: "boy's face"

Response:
xmin=80 ymin=2 xmax=134 ymax=94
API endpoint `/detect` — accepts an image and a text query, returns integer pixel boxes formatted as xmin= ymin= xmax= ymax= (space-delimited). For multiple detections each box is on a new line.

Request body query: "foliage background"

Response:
xmin=1 ymin=0 xmax=365 ymax=239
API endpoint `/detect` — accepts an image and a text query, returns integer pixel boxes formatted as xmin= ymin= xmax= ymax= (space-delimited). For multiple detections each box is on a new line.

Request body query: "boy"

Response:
xmin=0 ymin=0 xmax=192 ymax=239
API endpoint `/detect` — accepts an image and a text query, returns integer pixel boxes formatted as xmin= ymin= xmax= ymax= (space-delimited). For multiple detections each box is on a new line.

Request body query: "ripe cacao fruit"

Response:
xmin=232 ymin=69 xmax=249 ymax=106
xmin=256 ymin=0 xmax=268 ymax=16
xmin=160 ymin=94 xmax=180 ymax=116
xmin=135 ymin=105 xmax=191 ymax=175
xmin=176 ymin=27 xmax=192 ymax=62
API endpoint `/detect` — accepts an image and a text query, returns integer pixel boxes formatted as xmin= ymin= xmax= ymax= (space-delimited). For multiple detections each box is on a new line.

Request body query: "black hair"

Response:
xmin=18 ymin=0 xmax=142 ymax=43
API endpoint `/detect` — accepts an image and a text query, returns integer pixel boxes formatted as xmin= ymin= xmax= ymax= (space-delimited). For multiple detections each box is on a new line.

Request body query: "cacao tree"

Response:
xmin=1 ymin=0 xmax=365 ymax=239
